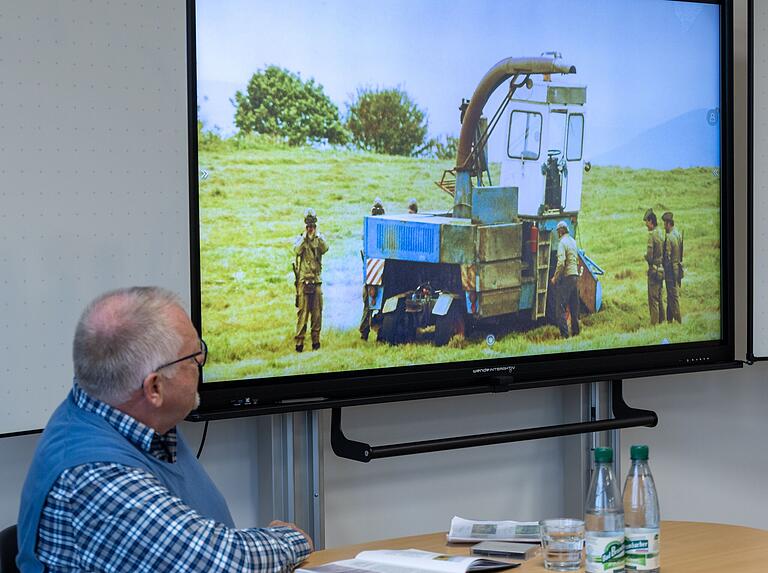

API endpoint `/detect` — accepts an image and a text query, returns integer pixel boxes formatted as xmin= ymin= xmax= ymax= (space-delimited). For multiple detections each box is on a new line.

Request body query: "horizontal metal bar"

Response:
xmin=330 ymin=380 xmax=657 ymax=463
xmin=371 ymin=414 xmax=656 ymax=460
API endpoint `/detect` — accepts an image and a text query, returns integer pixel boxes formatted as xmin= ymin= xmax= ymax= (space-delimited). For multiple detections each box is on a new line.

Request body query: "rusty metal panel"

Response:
xmin=439 ymin=223 xmax=476 ymax=264
xmin=471 ymin=186 xmax=518 ymax=224
xmin=478 ymin=287 xmax=522 ymax=318
xmin=477 ymin=260 xmax=522 ymax=290
xmin=477 ymin=223 xmax=522 ymax=262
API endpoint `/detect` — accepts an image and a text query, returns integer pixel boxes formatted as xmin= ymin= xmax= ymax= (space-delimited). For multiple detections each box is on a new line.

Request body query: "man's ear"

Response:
xmin=140 ymin=372 xmax=164 ymax=408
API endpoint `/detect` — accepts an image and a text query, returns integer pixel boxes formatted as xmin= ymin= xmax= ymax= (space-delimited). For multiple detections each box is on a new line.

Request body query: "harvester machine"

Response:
xmin=362 ymin=53 xmax=604 ymax=345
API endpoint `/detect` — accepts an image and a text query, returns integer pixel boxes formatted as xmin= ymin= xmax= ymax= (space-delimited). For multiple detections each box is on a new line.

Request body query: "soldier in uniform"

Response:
xmin=360 ymin=199 xmax=385 ymax=341
xmin=550 ymin=220 xmax=580 ymax=338
xmin=407 ymin=198 xmax=418 ymax=214
xmin=644 ymin=209 xmax=665 ymax=325
xmin=293 ymin=208 xmax=329 ymax=352
xmin=662 ymin=211 xmax=683 ymax=323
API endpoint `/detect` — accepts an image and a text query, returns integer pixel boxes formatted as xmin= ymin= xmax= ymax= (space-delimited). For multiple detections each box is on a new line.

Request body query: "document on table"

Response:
xmin=297 ymin=549 xmax=519 ymax=573
xmin=447 ymin=517 xmax=540 ymax=543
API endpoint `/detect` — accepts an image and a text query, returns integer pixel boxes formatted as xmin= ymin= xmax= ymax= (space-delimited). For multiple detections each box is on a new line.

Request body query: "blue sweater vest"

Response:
xmin=17 ymin=391 xmax=235 ymax=572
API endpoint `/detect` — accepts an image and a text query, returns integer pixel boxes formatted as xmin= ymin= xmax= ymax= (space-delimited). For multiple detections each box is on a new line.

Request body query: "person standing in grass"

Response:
xmin=644 ymin=209 xmax=665 ymax=325
xmin=360 ymin=199 xmax=385 ymax=341
xmin=550 ymin=220 xmax=580 ymax=338
xmin=293 ymin=208 xmax=328 ymax=352
xmin=662 ymin=211 xmax=683 ymax=323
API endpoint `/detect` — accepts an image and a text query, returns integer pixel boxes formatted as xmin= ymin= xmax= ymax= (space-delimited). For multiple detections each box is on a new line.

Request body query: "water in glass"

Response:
xmin=540 ymin=518 xmax=585 ymax=571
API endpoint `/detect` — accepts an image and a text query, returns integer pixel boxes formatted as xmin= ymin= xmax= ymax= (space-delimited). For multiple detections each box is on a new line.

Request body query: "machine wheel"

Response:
xmin=434 ymin=302 xmax=466 ymax=346
xmin=378 ymin=311 xmax=398 ymax=344
xmin=377 ymin=300 xmax=412 ymax=345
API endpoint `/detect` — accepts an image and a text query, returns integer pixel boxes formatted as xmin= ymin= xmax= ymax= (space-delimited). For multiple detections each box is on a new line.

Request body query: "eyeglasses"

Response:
xmin=155 ymin=339 xmax=208 ymax=373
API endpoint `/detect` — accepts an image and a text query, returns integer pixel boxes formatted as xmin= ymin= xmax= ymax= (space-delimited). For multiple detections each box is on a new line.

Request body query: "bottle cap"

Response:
xmin=630 ymin=444 xmax=649 ymax=460
xmin=594 ymin=447 xmax=613 ymax=463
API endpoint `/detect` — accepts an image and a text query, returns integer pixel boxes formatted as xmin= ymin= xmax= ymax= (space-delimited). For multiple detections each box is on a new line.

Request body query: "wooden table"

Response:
xmin=305 ymin=521 xmax=768 ymax=573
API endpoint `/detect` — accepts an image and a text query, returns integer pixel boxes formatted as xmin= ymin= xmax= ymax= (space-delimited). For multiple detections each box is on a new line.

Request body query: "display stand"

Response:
xmin=331 ymin=380 xmax=656 ymax=462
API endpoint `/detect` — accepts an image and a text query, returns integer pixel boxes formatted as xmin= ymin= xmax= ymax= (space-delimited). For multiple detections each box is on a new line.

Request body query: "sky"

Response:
xmin=195 ymin=0 xmax=721 ymax=160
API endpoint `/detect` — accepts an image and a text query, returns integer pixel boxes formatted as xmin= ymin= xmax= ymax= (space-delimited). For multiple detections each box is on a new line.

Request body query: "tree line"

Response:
xmin=230 ymin=65 xmax=457 ymax=159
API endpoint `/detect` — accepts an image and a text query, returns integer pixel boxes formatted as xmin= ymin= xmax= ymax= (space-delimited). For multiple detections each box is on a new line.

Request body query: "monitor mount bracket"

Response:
xmin=331 ymin=380 xmax=657 ymax=462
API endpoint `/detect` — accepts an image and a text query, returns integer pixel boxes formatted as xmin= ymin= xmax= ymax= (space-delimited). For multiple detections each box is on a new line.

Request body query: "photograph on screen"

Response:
xmin=194 ymin=0 xmax=722 ymax=383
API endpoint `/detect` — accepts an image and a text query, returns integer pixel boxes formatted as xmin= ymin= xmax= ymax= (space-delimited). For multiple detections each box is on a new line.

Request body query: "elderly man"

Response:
xmin=18 ymin=287 xmax=312 ymax=572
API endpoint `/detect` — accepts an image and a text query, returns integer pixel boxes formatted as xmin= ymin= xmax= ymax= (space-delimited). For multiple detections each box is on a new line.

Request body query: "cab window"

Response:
xmin=507 ymin=111 xmax=542 ymax=160
xmin=566 ymin=114 xmax=584 ymax=161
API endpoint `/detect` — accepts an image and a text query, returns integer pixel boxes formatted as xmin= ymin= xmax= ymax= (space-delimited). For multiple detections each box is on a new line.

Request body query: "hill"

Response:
xmin=592 ymin=108 xmax=719 ymax=170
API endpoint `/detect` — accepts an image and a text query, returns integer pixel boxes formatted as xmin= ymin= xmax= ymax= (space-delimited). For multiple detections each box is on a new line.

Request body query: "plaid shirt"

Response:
xmin=36 ymin=384 xmax=312 ymax=572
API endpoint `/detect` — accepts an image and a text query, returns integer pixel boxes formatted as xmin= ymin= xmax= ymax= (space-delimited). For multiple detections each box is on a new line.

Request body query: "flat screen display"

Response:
xmin=190 ymin=0 xmax=732 ymax=405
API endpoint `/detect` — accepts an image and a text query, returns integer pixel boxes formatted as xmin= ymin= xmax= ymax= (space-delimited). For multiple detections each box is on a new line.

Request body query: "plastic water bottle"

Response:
xmin=623 ymin=445 xmax=660 ymax=572
xmin=585 ymin=447 xmax=625 ymax=573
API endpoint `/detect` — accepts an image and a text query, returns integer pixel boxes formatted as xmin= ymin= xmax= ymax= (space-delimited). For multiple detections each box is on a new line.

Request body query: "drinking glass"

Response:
xmin=539 ymin=518 xmax=585 ymax=571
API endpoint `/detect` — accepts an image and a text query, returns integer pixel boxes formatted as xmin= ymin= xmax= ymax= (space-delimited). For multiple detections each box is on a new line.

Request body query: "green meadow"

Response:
xmin=198 ymin=137 xmax=721 ymax=382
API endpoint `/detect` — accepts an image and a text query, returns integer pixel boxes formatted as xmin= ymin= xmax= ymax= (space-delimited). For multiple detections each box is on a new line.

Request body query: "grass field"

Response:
xmin=198 ymin=137 xmax=721 ymax=382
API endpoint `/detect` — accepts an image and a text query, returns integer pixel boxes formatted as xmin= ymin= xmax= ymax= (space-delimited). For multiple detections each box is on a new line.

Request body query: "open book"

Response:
xmin=297 ymin=549 xmax=520 ymax=573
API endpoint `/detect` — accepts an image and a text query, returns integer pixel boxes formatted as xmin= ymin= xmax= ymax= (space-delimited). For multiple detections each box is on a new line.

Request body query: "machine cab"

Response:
xmin=499 ymin=80 xmax=586 ymax=218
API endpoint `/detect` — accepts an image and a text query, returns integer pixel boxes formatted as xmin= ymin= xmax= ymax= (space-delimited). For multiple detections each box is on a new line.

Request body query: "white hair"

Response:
xmin=73 ymin=287 xmax=185 ymax=405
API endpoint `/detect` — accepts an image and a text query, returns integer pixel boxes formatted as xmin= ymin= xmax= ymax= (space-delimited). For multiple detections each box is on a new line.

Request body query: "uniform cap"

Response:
xmin=643 ymin=208 xmax=655 ymax=221
xmin=556 ymin=220 xmax=569 ymax=231
xmin=304 ymin=208 xmax=318 ymax=226
xmin=661 ymin=211 xmax=674 ymax=224
xmin=371 ymin=197 xmax=385 ymax=216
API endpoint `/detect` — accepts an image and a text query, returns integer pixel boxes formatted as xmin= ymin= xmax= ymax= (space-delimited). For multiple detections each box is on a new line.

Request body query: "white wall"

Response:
xmin=622 ymin=367 xmax=768 ymax=530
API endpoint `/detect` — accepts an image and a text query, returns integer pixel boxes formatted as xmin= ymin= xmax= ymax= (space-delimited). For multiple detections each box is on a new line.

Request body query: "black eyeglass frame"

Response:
xmin=154 ymin=339 xmax=208 ymax=373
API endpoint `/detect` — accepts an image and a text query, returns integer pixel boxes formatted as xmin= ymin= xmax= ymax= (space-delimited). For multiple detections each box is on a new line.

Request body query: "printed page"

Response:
xmin=298 ymin=559 xmax=424 ymax=573
xmin=297 ymin=559 xmax=421 ymax=573
xmin=355 ymin=549 xmax=514 ymax=573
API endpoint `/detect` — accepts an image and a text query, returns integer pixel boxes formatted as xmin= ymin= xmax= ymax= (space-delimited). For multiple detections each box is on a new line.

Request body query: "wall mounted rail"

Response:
xmin=331 ymin=380 xmax=657 ymax=462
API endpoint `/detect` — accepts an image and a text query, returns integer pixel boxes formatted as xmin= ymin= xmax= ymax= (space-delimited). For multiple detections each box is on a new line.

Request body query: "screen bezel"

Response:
xmin=187 ymin=0 xmax=736 ymax=418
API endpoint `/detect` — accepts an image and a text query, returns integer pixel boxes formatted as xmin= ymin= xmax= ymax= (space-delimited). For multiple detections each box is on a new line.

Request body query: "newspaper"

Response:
xmin=297 ymin=549 xmax=518 ymax=573
xmin=446 ymin=517 xmax=540 ymax=544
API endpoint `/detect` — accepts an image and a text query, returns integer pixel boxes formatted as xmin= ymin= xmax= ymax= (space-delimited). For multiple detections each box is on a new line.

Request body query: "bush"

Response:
xmin=233 ymin=66 xmax=347 ymax=146
xmin=346 ymin=87 xmax=430 ymax=157
xmin=432 ymin=134 xmax=459 ymax=161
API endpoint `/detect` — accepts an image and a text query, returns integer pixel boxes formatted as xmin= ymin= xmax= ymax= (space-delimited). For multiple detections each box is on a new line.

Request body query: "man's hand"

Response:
xmin=550 ymin=277 xmax=556 ymax=286
xmin=269 ymin=520 xmax=315 ymax=552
